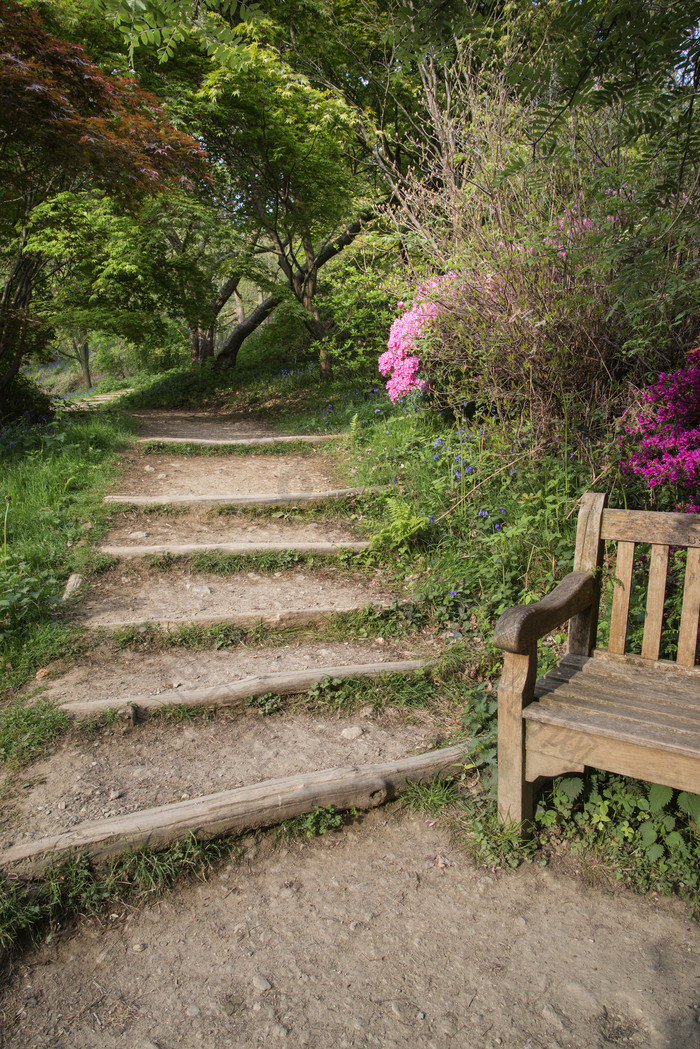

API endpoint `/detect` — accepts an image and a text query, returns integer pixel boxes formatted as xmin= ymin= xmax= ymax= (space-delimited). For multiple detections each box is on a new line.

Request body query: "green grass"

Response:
xmin=0 ymin=697 xmax=70 ymax=769
xmin=0 ymin=833 xmax=237 ymax=954
xmin=1 ymin=409 xmax=136 ymax=687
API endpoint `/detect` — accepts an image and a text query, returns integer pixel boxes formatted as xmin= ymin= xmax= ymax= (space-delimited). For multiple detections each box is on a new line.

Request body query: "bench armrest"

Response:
xmin=493 ymin=571 xmax=595 ymax=654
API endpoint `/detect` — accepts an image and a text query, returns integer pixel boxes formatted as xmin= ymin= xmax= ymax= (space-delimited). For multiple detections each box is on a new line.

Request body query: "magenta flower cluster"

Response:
xmin=619 ymin=348 xmax=700 ymax=513
xmin=378 ymin=273 xmax=458 ymax=401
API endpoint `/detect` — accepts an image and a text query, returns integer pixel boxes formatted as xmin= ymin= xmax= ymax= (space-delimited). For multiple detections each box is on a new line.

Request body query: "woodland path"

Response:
xmin=1 ymin=411 xmax=698 ymax=1048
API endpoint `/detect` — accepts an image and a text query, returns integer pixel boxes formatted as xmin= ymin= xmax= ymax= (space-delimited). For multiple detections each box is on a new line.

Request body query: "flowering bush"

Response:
xmin=378 ymin=273 xmax=458 ymax=401
xmin=619 ymin=349 xmax=700 ymax=512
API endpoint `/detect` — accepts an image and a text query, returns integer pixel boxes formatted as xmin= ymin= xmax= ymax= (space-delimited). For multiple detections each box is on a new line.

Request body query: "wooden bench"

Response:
xmin=494 ymin=493 xmax=700 ymax=828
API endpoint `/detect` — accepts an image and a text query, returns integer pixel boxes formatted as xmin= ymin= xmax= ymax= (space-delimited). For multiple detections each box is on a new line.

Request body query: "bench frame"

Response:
xmin=494 ymin=493 xmax=700 ymax=829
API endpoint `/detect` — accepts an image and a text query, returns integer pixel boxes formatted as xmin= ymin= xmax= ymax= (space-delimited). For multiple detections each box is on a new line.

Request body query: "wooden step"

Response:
xmin=84 ymin=602 xmax=393 ymax=633
xmin=0 ymin=745 xmax=466 ymax=874
xmin=104 ymin=486 xmax=379 ymax=508
xmin=137 ymin=434 xmax=337 ymax=447
xmin=98 ymin=541 xmax=369 ymax=558
xmin=61 ymin=659 xmax=428 ymax=716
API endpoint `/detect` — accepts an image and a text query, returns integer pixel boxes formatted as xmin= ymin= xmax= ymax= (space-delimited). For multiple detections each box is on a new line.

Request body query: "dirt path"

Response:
xmin=1 ymin=410 xmax=698 ymax=1048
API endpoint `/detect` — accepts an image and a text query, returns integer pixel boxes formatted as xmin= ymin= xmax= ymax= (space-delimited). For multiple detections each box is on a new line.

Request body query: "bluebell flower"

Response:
xmin=433 ymin=453 xmax=439 ymax=460
xmin=455 ymin=472 xmax=462 ymax=480
xmin=429 ymin=515 xmax=434 ymax=522
xmin=496 ymin=507 xmax=506 ymax=514
xmin=494 ymin=522 xmax=502 ymax=531
xmin=478 ymin=509 xmax=490 ymax=518
xmin=450 ymin=590 xmax=457 ymax=597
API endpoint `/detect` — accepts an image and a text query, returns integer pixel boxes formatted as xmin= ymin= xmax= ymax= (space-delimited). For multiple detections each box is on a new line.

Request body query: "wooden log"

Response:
xmin=137 ymin=435 xmax=337 ymax=447
xmin=98 ymin=541 xmax=369 ymax=558
xmin=61 ymin=659 xmax=429 ymax=716
xmin=0 ymin=745 xmax=467 ymax=874
xmin=61 ymin=573 xmax=83 ymax=601
xmin=84 ymin=603 xmax=393 ymax=633
xmin=103 ymin=487 xmax=381 ymax=507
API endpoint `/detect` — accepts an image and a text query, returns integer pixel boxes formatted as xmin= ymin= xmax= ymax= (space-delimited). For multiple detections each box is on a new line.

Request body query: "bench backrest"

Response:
xmin=568 ymin=493 xmax=700 ymax=667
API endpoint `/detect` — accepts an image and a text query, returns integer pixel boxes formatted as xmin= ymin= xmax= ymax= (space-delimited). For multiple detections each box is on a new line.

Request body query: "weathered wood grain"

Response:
xmin=641 ymin=544 xmax=669 ymax=660
xmin=601 ymin=508 xmax=700 ymax=548
xmin=493 ymin=572 xmax=594 ymax=654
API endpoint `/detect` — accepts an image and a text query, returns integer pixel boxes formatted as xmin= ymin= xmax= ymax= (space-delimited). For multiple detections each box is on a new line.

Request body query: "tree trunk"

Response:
xmin=214 ymin=295 xmax=280 ymax=370
xmin=189 ymin=325 xmax=216 ymax=367
xmin=73 ymin=336 xmax=92 ymax=389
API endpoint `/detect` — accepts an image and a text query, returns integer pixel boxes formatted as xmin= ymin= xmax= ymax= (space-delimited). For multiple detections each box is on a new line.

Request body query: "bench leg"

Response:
xmin=497 ymin=649 xmax=537 ymax=835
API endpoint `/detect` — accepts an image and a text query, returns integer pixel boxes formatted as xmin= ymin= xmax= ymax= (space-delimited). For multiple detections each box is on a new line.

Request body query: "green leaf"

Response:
xmin=645 ymin=843 xmax=665 ymax=863
xmin=648 ymin=783 xmax=673 ymax=813
xmin=677 ymin=792 xmax=700 ymax=823
xmin=557 ymin=776 xmax=584 ymax=802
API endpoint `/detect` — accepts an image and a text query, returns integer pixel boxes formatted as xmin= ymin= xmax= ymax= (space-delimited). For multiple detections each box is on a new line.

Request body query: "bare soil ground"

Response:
xmin=1 ymin=809 xmax=698 ymax=1049
xmin=102 ymin=507 xmax=363 ymax=548
xmin=131 ymin=411 xmax=291 ymax=442
xmin=2 ymin=410 xmax=698 ymax=1049
xmin=76 ymin=564 xmax=394 ymax=628
xmin=108 ymin=452 xmax=345 ymax=500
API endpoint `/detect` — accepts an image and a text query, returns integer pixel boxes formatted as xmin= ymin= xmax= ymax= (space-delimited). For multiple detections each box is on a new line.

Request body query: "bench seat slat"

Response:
xmin=538 ymin=664 xmax=700 ymax=708
xmin=568 ymin=650 xmax=700 ymax=678
xmin=524 ymin=702 xmax=700 ymax=757
xmin=525 ymin=720 xmax=700 ymax=795
xmin=535 ymin=678 xmax=700 ymax=721
xmin=533 ymin=689 xmax=700 ymax=731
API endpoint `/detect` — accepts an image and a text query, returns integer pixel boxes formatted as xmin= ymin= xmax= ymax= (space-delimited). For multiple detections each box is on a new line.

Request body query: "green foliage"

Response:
xmin=276 ymin=805 xmax=348 ymax=841
xmin=0 ymin=374 xmax=55 ymax=424
xmin=537 ymin=773 xmax=700 ymax=908
xmin=246 ymin=691 xmax=284 ymax=716
xmin=371 ymin=497 xmax=430 ymax=555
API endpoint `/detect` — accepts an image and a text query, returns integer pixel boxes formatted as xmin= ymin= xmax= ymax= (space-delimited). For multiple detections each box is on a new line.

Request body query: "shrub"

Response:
xmin=618 ymin=349 xmax=700 ymax=512
xmin=0 ymin=373 xmax=54 ymax=425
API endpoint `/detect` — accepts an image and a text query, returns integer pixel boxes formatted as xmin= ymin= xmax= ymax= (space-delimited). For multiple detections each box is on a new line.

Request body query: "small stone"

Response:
xmin=109 ymin=790 xmax=123 ymax=801
xmin=191 ymin=585 xmax=211 ymax=595
xmin=253 ymin=974 xmax=271 ymax=992
xmin=341 ymin=726 xmax=363 ymax=740
xmin=132 ymin=943 xmax=147 ymax=953
xmin=144 ymin=465 xmax=155 ymax=472
xmin=57 ymin=801 xmax=66 ymax=811
xmin=129 ymin=531 xmax=149 ymax=539
xmin=541 ymin=1004 xmax=565 ymax=1029
xmin=185 ymin=1004 xmax=201 ymax=1017
xmin=157 ymin=473 xmax=168 ymax=479
xmin=272 ymin=1024 xmax=289 ymax=1037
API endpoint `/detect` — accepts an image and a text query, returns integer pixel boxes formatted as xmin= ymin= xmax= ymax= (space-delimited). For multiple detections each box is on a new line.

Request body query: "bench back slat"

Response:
xmin=601 ymin=508 xmax=700 ymax=548
xmin=641 ymin=544 xmax=670 ymax=661
xmin=677 ymin=547 xmax=700 ymax=667
xmin=608 ymin=541 xmax=635 ymax=655
xmin=569 ymin=493 xmax=607 ymax=656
